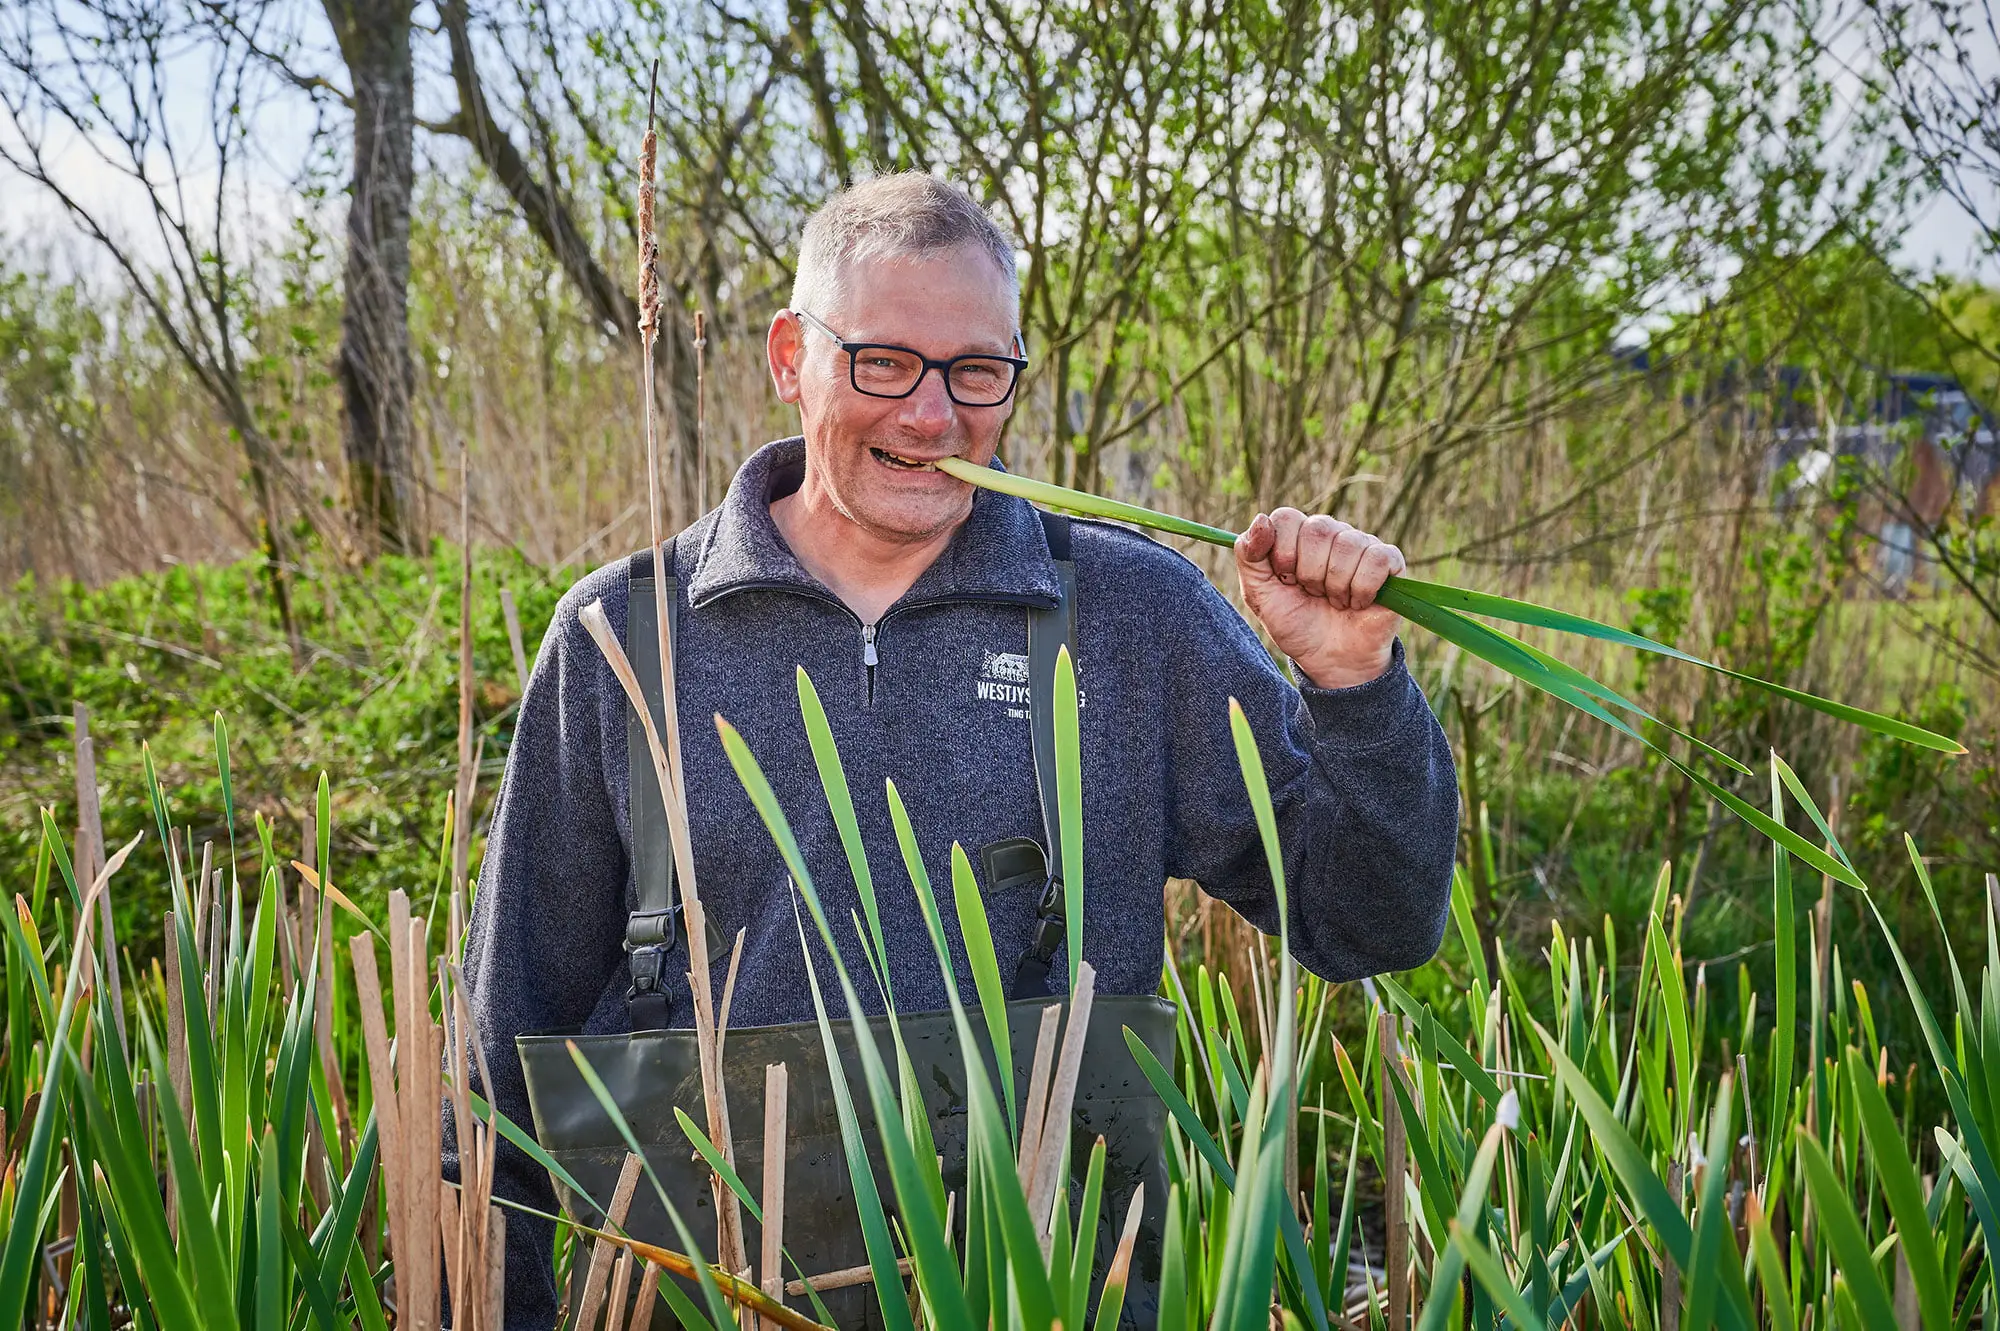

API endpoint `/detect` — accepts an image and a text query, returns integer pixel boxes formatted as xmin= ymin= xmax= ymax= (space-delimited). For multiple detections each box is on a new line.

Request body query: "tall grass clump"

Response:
xmin=2 ymin=661 xmax=1997 ymax=1328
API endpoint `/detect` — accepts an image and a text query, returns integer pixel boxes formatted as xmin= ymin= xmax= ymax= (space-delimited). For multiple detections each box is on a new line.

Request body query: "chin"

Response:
xmin=860 ymin=495 xmax=970 ymax=542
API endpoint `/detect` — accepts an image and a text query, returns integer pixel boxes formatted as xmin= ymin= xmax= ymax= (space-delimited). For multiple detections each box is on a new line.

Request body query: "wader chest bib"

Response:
xmin=516 ymin=512 xmax=1177 ymax=1328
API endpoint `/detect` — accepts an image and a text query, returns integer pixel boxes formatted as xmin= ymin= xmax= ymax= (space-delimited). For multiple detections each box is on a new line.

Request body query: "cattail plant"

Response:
xmin=579 ymin=61 xmax=751 ymax=1284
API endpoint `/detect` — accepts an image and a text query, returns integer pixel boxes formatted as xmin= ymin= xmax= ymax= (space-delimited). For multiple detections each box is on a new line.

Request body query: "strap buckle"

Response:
xmin=626 ymin=908 xmax=681 ymax=1030
xmin=625 ymin=906 xmax=679 ymax=952
xmin=1012 ymin=874 xmax=1067 ymax=998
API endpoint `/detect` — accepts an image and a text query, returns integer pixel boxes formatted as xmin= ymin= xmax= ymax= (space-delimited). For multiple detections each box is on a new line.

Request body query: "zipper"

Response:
xmin=861 ymin=623 xmax=879 ymax=706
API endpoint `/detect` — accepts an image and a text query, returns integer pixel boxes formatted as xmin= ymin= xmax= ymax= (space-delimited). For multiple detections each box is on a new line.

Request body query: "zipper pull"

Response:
xmin=862 ymin=622 xmax=879 ymax=667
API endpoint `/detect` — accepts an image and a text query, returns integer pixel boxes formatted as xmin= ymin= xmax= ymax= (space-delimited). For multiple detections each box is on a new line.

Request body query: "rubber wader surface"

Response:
xmin=517 ymin=993 xmax=1177 ymax=1329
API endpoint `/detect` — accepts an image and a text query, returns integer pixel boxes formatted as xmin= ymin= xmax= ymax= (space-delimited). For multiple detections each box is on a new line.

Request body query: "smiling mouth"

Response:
xmin=870 ymin=447 xmax=943 ymax=471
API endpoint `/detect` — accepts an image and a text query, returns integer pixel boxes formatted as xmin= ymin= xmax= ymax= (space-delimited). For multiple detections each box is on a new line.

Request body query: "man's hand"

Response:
xmin=1235 ymin=508 xmax=1406 ymax=690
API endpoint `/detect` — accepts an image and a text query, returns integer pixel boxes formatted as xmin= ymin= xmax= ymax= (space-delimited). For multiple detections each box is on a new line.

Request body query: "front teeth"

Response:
xmin=873 ymin=448 xmax=936 ymax=471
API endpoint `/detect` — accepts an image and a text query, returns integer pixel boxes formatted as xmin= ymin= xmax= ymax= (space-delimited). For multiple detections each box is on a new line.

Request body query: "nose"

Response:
xmin=896 ymin=365 xmax=957 ymax=435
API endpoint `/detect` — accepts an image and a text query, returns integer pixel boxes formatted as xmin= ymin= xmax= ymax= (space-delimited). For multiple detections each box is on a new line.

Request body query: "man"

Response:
xmin=458 ymin=173 xmax=1457 ymax=1324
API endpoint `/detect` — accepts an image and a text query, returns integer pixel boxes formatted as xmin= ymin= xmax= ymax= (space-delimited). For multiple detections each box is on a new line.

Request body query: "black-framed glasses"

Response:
xmin=792 ymin=308 xmax=1028 ymax=407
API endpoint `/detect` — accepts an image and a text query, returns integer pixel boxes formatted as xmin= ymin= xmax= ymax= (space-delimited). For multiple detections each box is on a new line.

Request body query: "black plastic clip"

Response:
xmin=1012 ymin=876 xmax=1066 ymax=999
xmin=625 ymin=907 xmax=681 ymax=1031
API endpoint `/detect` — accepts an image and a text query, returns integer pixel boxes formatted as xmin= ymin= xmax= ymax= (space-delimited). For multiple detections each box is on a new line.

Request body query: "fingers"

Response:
xmin=1236 ymin=508 xmax=1402 ymax=607
xmin=1349 ymin=539 xmax=1406 ymax=609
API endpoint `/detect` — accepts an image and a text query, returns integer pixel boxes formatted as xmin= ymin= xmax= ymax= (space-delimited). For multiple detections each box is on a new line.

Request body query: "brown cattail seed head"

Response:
xmin=637 ymin=128 xmax=660 ymax=339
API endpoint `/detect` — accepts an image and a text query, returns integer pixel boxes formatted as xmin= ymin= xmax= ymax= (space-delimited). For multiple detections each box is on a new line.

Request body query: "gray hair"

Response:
xmin=790 ymin=173 xmax=1019 ymax=323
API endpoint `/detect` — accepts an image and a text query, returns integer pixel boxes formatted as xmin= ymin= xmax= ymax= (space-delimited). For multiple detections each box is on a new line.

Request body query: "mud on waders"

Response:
xmin=516 ymin=510 xmax=1178 ymax=1329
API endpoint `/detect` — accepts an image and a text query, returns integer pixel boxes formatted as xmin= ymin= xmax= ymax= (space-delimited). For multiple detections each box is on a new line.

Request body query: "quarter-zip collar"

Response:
xmin=685 ymin=436 xmax=1063 ymax=612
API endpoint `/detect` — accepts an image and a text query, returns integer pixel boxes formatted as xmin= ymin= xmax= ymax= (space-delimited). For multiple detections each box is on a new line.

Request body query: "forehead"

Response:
xmin=822 ymin=246 xmax=1018 ymax=347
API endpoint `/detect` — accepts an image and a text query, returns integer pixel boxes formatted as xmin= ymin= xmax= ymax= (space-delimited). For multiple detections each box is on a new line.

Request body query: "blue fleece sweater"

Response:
xmin=455 ymin=437 xmax=1458 ymax=1326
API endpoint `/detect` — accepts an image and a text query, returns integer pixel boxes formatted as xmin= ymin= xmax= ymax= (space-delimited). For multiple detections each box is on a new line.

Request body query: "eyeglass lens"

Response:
xmin=850 ymin=347 xmax=1017 ymax=405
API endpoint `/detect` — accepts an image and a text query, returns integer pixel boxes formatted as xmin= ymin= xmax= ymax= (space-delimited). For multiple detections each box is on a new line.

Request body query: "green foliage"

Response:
xmin=0 ymin=546 xmax=564 ymax=952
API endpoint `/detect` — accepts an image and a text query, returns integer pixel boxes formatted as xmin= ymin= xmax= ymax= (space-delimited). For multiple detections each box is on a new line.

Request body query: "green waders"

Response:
xmin=517 ymin=512 xmax=1178 ymax=1328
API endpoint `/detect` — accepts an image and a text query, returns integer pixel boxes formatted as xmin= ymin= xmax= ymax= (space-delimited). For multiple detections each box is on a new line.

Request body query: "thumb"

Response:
xmin=1234 ymin=513 xmax=1281 ymax=596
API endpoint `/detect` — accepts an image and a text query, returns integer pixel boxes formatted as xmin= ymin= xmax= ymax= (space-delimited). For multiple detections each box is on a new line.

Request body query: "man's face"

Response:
xmin=769 ymin=246 xmax=1019 ymax=544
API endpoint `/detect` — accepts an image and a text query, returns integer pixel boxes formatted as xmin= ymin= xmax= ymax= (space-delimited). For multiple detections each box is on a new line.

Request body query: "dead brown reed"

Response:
xmin=576 ymin=1151 xmax=645 ymax=1330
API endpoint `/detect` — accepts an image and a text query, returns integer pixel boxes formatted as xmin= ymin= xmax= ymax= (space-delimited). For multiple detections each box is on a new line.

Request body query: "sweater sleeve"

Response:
xmin=447 ymin=574 xmax=631 ymax=1330
xmin=1160 ymin=567 xmax=1459 ymax=981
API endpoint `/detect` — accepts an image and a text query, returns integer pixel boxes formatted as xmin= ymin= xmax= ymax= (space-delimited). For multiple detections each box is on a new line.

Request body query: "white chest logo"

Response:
xmin=977 ymin=651 xmax=1033 ymax=716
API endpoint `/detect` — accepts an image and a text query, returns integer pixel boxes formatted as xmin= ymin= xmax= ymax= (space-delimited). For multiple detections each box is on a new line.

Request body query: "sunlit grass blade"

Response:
xmin=798 ymin=667 xmax=891 ymax=1003
xmin=1846 ymin=1047 xmax=1952 ymax=1330
xmin=1053 ymin=645 xmax=1084 ymax=991
xmin=1796 ymin=1128 xmax=1899 ymax=1327
xmin=934 ymin=455 xmax=1238 ymax=545
xmin=1377 ymin=577 xmax=1964 ymax=753
xmin=1744 ymin=1192 xmax=1797 ymax=1331
xmin=950 ymin=843 xmax=1018 ymax=1129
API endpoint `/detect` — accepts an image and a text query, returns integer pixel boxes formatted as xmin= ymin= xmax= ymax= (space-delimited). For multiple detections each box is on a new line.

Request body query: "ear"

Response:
xmin=768 ymin=309 xmax=805 ymax=404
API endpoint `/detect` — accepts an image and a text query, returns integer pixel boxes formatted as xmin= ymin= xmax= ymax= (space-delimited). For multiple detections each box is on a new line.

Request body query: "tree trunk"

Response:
xmin=329 ymin=0 xmax=417 ymax=554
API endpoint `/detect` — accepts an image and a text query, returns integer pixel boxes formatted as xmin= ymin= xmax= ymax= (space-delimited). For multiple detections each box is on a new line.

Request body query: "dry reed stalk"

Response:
xmin=630 ymin=1263 xmax=661 ymax=1331
xmin=294 ymin=871 xmax=333 ymax=1215
xmin=760 ymin=1061 xmax=790 ymax=1319
xmin=388 ymin=891 xmax=416 ymax=1263
xmin=451 ymin=962 xmax=504 ymax=1264
xmin=441 ymin=954 xmax=477 ymax=1331
xmin=446 ymin=946 xmax=502 ymax=1330
xmin=484 ymin=1206 xmax=507 ymax=1331
xmin=162 ymin=912 xmax=186 ymax=1238
xmin=192 ymin=841 xmax=211 ymax=961
xmin=439 ymin=1180 xmax=464 ymax=1324
xmin=1016 ymin=1003 xmax=1063 ymax=1187
xmin=683 ymin=907 xmax=748 ymax=1268
xmin=71 ymin=703 xmax=103 ymax=886
xmin=313 ymin=876 xmax=353 ymax=1156
xmin=1100 ymin=1184 xmax=1146 ymax=1304
xmin=605 ymin=1248 xmax=637 ymax=1331
xmin=204 ymin=890 xmax=223 ymax=1021
xmin=351 ymin=933 xmax=407 ymax=1273
xmin=1662 ymin=1161 xmax=1683 ymax=1331
xmin=499 ymin=587 xmax=531 ymax=694
xmin=195 ymin=839 xmax=213 ymax=932
xmin=1380 ymin=1012 xmax=1408 ymax=1331
xmin=578 ymin=1152 xmax=647 ymax=1330
xmin=718 ymin=926 xmax=745 ymax=1057
xmin=455 ymin=435 xmax=477 ymax=896
xmin=567 ymin=1226 xmax=829 ymax=1331
xmin=693 ymin=310 xmax=708 ymax=514
xmin=405 ymin=913 xmax=444 ymax=1330
xmin=1028 ymin=963 xmax=1096 ymax=1245
xmin=786 ymin=1257 xmax=916 ymax=1297
xmin=73 ymin=703 xmax=122 ymax=1043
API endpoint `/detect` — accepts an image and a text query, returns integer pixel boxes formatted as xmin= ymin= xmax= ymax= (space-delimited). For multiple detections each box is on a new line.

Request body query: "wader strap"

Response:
xmin=1013 ymin=510 xmax=1078 ymax=1000
xmin=626 ymin=546 xmax=680 ymax=1031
